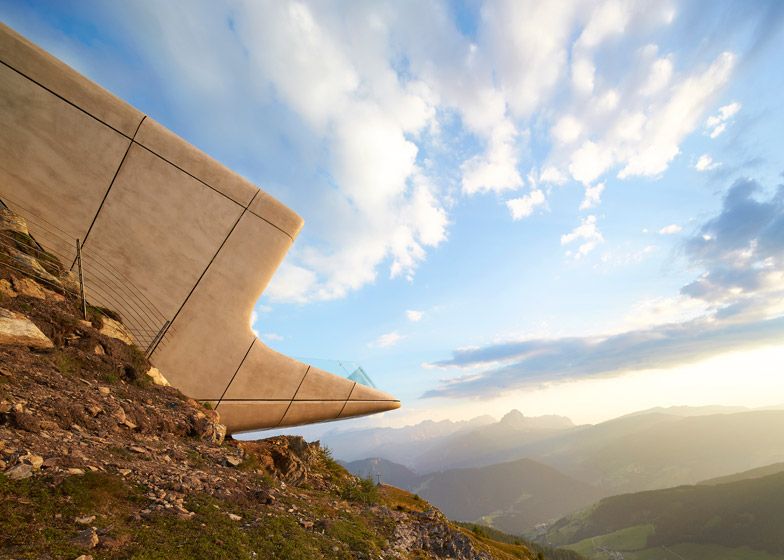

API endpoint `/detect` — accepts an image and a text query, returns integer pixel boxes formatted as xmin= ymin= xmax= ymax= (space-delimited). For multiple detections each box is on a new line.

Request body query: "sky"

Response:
xmin=4 ymin=0 xmax=784 ymax=432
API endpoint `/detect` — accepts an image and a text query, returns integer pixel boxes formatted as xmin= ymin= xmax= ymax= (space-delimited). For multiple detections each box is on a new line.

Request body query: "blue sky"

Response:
xmin=4 ymin=0 xmax=784 ymax=430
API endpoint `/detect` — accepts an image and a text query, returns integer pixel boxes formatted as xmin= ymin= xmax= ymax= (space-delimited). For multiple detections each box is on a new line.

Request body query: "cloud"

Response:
xmin=423 ymin=316 xmax=784 ymax=399
xmin=260 ymin=332 xmax=284 ymax=342
xmin=15 ymin=0 xmax=750 ymax=303
xmin=370 ymin=331 xmax=405 ymax=348
xmin=406 ymin=309 xmax=424 ymax=322
xmin=561 ymin=215 xmax=604 ymax=257
xmin=694 ymin=154 xmax=719 ymax=171
xmin=680 ymin=178 xmax=784 ymax=320
xmin=580 ymin=182 xmax=605 ymax=210
xmin=425 ymin=177 xmax=784 ymax=399
xmin=705 ymin=101 xmax=741 ymax=138
xmin=658 ymin=224 xmax=682 ymax=235
xmin=506 ymin=189 xmax=546 ymax=220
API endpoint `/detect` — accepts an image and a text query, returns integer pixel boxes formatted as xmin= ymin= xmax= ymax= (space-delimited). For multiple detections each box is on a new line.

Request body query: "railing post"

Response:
xmin=76 ymin=238 xmax=87 ymax=320
xmin=145 ymin=320 xmax=170 ymax=359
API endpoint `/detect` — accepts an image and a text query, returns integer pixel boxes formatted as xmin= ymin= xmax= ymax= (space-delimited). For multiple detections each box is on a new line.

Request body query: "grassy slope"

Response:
xmin=546 ymin=472 xmax=784 ymax=559
xmin=700 ymin=462 xmax=784 ymax=486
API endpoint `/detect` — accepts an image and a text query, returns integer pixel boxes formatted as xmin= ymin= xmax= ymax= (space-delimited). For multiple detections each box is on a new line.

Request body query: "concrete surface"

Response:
xmin=0 ymin=22 xmax=400 ymax=433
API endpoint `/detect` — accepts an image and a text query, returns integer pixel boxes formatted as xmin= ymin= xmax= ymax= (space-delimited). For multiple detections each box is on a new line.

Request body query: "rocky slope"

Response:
xmin=0 ymin=201 xmax=558 ymax=560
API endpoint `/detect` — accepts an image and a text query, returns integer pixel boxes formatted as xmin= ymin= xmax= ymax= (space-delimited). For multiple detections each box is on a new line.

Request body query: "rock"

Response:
xmin=187 ymin=410 xmax=226 ymax=445
xmin=145 ymin=367 xmax=170 ymax=387
xmin=12 ymin=409 xmax=41 ymax=433
xmin=73 ymin=527 xmax=99 ymax=549
xmin=11 ymin=277 xmax=47 ymax=299
xmin=129 ymin=446 xmax=147 ymax=454
xmin=21 ymin=453 xmax=44 ymax=470
xmin=0 ymin=279 xmax=16 ymax=298
xmin=98 ymin=386 xmax=111 ymax=396
xmin=67 ymin=468 xmax=85 ymax=476
xmin=78 ymin=320 xmax=92 ymax=329
xmin=75 ymin=515 xmax=96 ymax=525
xmin=226 ymin=455 xmax=242 ymax=467
xmin=74 ymin=555 xmax=94 ymax=560
xmin=93 ymin=344 xmax=105 ymax=356
xmin=118 ymin=468 xmax=131 ymax=476
xmin=227 ymin=513 xmax=242 ymax=521
xmin=0 ymin=207 xmax=30 ymax=235
xmin=99 ymin=316 xmax=134 ymax=345
xmin=0 ymin=307 xmax=54 ymax=349
xmin=6 ymin=463 xmax=33 ymax=480
xmin=86 ymin=403 xmax=103 ymax=417
xmin=0 ymin=459 xmax=5 ymax=470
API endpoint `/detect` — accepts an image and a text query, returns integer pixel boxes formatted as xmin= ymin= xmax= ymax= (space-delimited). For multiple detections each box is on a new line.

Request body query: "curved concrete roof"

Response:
xmin=0 ymin=22 xmax=400 ymax=433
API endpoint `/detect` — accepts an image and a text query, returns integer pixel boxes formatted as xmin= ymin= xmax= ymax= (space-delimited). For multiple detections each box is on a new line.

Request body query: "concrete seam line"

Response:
xmin=336 ymin=382 xmax=357 ymax=419
xmin=215 ymin=338 xmax=257 ymax=409
xmin=276 ymin=365 xmax=311 ymax=427
xmin=2 ymin=54 xmax=295 ymax=243
xmin=132 ymin=143 xmax=294 ymax=242
xmin=198 ymin=398 xmax=398 ymax=403
xmin=76 ymin=115 xmax=147 ymax=260
xmin=148 ymin=189 xmax=259 ymax=358
xmin=0 ymin=59 xmax=136 ymax=140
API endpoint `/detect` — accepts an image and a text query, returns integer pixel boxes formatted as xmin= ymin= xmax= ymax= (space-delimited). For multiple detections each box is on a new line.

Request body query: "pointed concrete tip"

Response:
xmin=339 ymin=398 xmax=401 ymax=419
xmin=349 ymin=383 xmax=397 ymax=402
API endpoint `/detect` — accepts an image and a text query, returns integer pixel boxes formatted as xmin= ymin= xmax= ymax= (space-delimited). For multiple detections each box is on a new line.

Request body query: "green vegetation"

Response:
xmin=0 ymin=472 xmax=380 ymax=559
xmin=547 ymin=471 xmax=784 ymax=559
xmin=565 ymin=524 xmax=654 ymax=556
xmin=339 ymin=475 xmax=379 ymax=504
xmin=458 ymin=522 xmax=586 ymax=560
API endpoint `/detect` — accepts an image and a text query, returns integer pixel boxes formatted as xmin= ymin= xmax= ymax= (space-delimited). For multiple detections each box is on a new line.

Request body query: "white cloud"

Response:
xmin=658 ymin=224 xmax=682 ymax=235
xmin=461 ymin=120 xmax=524 ymax=194
xmin=551 ymin=114 xmax=583 ymax=144
xmin=406 ymin=309 xmax=424 ymax=322
xmin=370 ymin=331 xmax=404 ymax=348
xmin=705 ymin=101 xmax=741 ymax=138
xmin=261 ymin=332 xmax=284 ymax=342
xmin=694 ymin=154 xmax=719 ymax=171
xmin=64 ymin=0 xmax=740 ymax=303
xmin=580 ymin=182 xmax=605 ymax=210
xmin=569 ymin=141 xmax=613 ymax=185
xmin=561 ymin=214 xmax=604 ymax=257
xmin=506 ymin=189 xmax=546 ymax=220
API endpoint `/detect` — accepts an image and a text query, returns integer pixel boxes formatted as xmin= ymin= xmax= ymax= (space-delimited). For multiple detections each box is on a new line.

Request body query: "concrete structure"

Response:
xmin=0 ymin=22 xmax=399 ymax=433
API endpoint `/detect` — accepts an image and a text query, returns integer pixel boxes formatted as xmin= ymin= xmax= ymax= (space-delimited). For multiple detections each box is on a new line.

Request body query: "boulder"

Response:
xmin=0 ymin=207 xmax=30 ymax=235
xmin=6 ymin=463 xmax=33 ymax=480
xmin=0 ymin=308 xmax=54 ymax=349
xmin=21 ymin=453 xmax=44 ymax=470
xmin=0 ymin=279 xmax=16 ymax=298
xmin=145 ymin=367 xmax=170 ymax=387
xmin=11 ymin=277 xmax=47 ymax=299
xmin=99 ymin=316 xmax=134 ymax=345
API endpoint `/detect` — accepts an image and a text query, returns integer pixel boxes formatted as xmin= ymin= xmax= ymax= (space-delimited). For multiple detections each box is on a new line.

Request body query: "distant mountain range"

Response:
xmin=545 ymin=467 xmax=784 ymax=559
xmin=337 ymin=406 xmax=784 ymax=534
xmin=344 ymin=455 xmax=602 ymax=534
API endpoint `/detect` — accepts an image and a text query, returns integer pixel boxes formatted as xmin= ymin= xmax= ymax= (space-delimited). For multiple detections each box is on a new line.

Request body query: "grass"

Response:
xmin=0 ymin=471 xmax=386 ymax=559
xmin=339 ymin=476 xmax=378 ymax=505
xmin=379 ymin=484 xmax=430 ymax=514
xmin=566 ymin=524 xmax=654 ymax=556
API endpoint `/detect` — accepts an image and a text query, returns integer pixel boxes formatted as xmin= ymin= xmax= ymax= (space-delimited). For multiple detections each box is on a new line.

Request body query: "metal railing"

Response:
xmin=0 ymin=192 xmax=169 ymax=356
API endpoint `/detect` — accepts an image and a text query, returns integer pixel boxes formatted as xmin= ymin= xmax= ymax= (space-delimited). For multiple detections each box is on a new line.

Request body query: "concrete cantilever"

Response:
xmin=0 ymin=22 xmax=400 ymax=433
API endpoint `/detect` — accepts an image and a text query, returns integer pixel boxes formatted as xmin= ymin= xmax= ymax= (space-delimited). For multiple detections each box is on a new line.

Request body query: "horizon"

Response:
xmin=4 ymin=0 xmax=783 ymax=432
